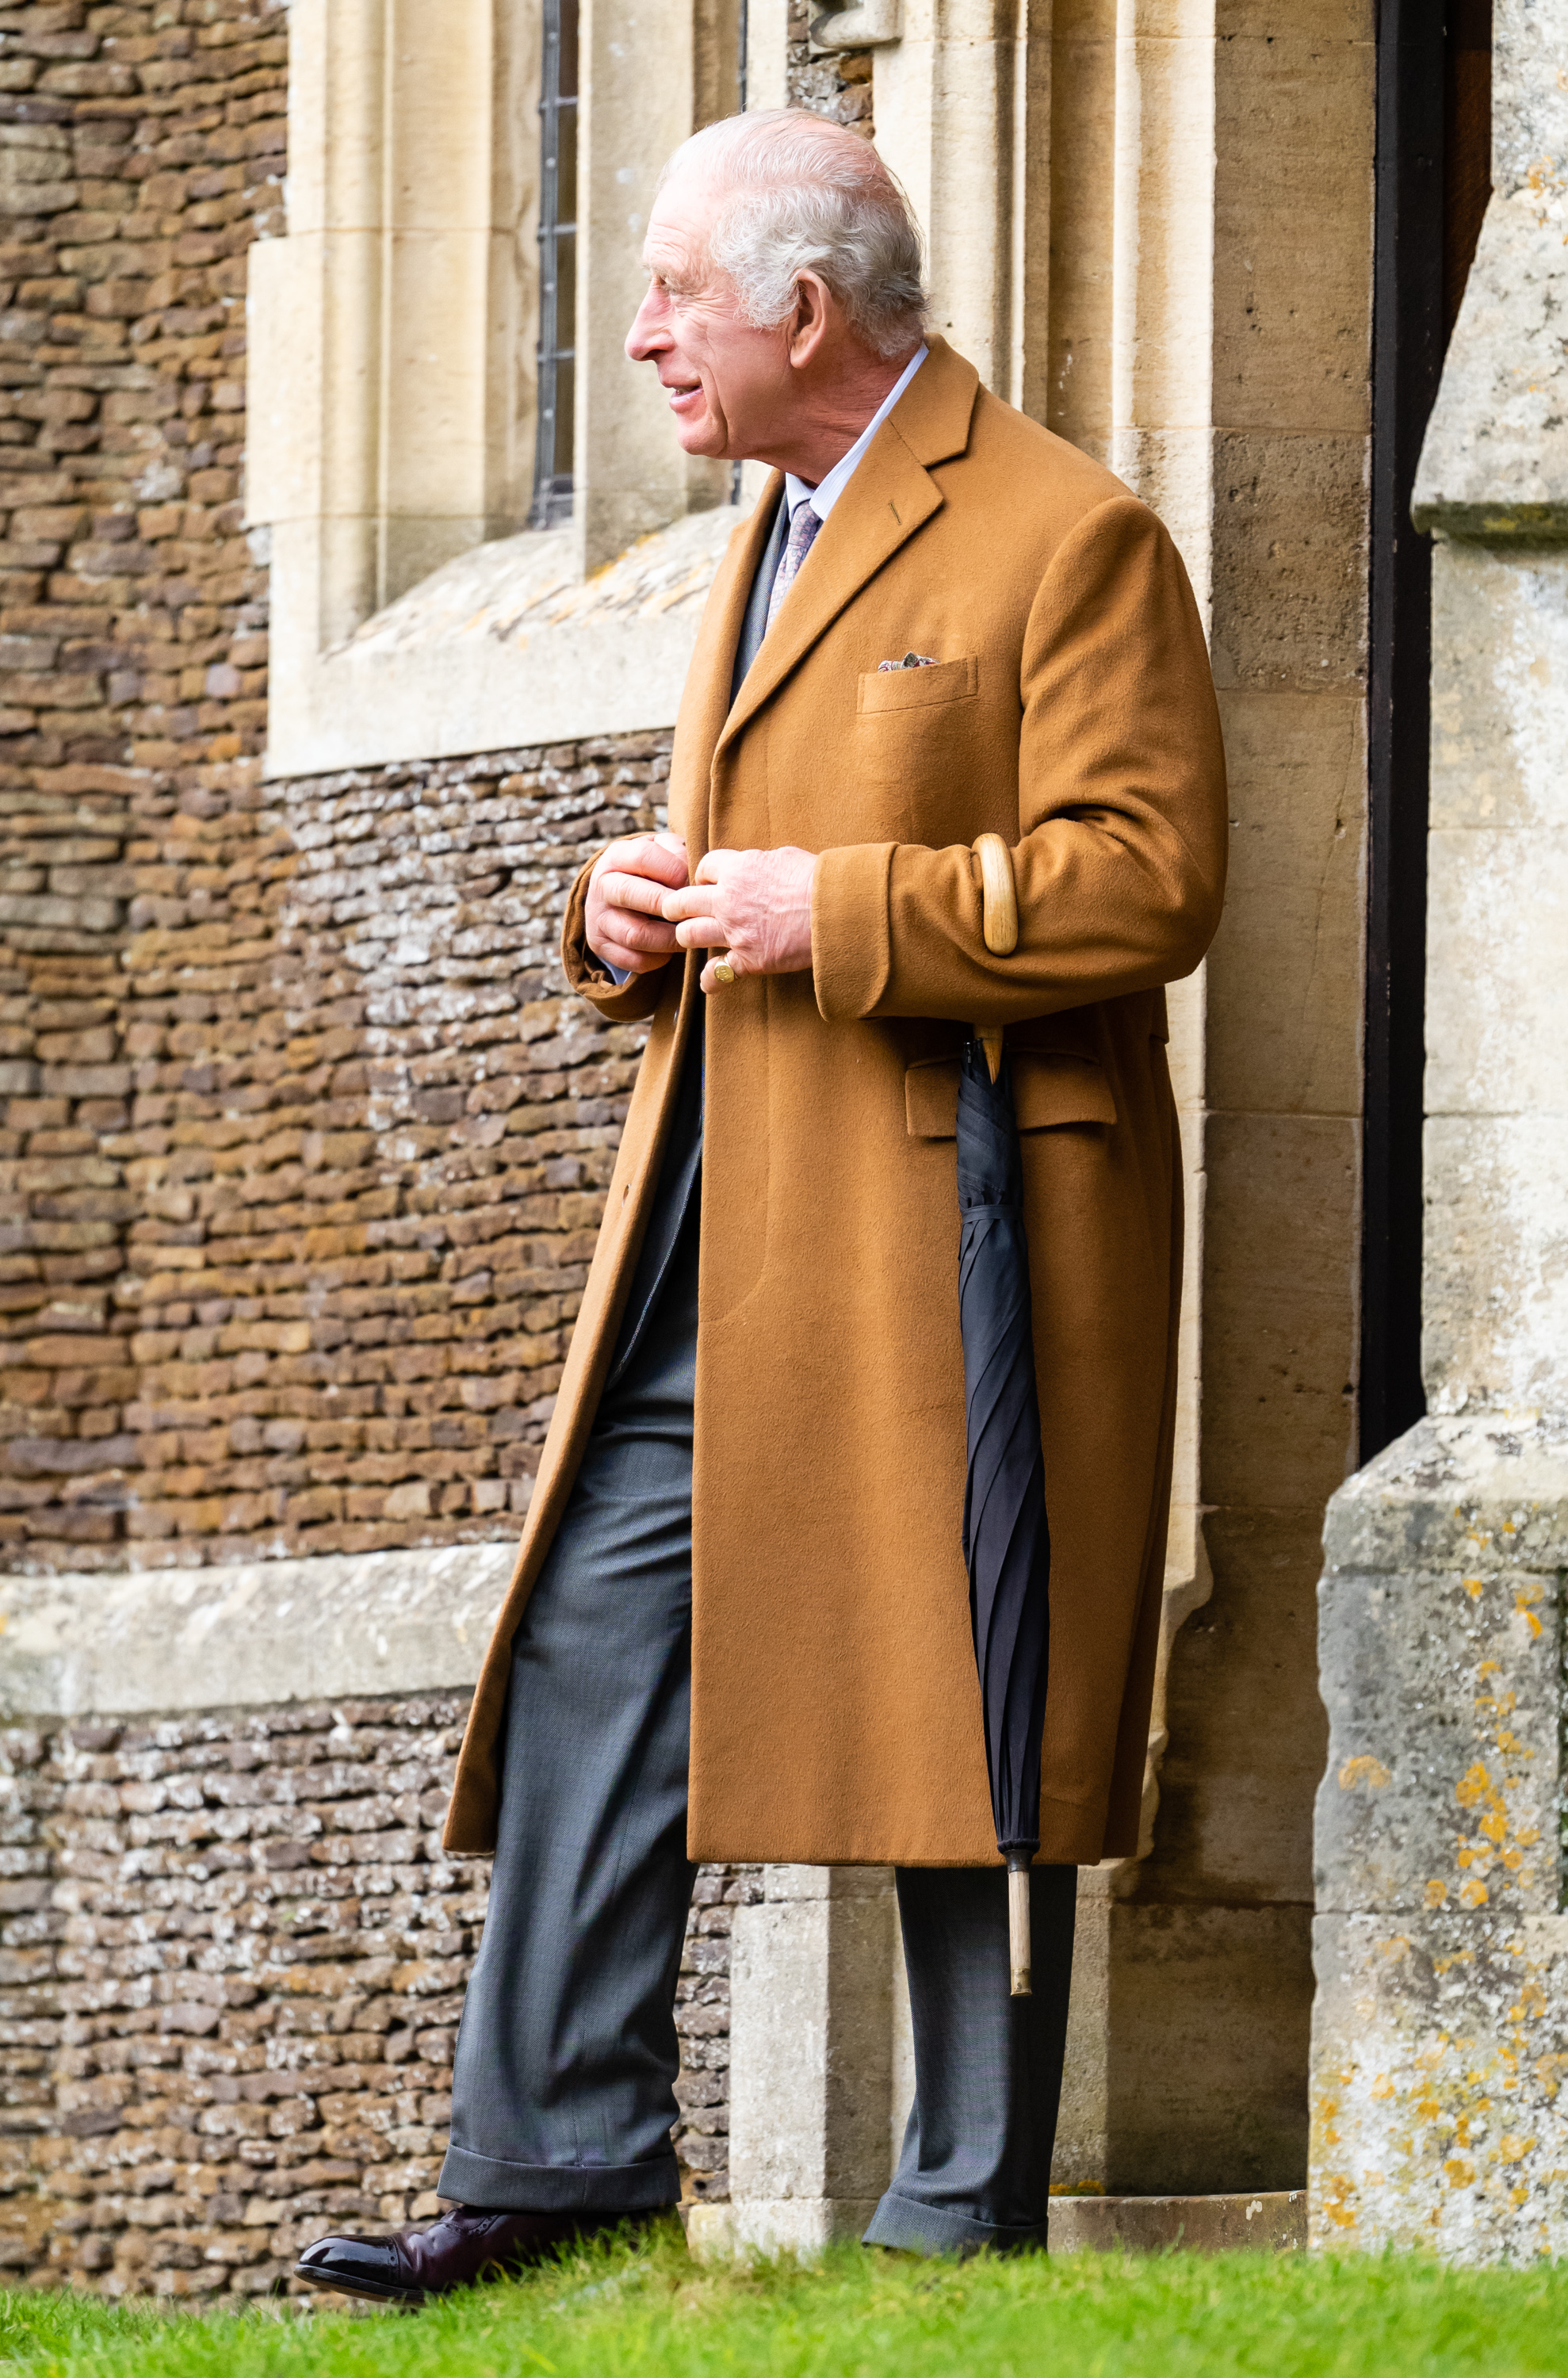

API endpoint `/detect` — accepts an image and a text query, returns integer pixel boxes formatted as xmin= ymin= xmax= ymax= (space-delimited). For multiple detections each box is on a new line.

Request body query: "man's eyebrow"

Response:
xmin=646 ymin=259 xmax=701 ymax=294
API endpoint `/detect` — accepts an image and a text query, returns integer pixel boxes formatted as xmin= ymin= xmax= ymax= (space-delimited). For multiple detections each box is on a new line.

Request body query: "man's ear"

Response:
xmin=788 ymin=272 xmax=834 ymax=369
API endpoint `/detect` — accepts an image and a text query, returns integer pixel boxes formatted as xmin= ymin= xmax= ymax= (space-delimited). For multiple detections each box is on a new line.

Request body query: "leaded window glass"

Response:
xmin=528 ymin=0 xmax=578 ymax=529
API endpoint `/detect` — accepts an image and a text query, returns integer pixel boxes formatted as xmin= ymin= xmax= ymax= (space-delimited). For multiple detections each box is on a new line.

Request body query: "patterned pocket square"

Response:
xmin=877 ymin=651 xmax=939 ymax=671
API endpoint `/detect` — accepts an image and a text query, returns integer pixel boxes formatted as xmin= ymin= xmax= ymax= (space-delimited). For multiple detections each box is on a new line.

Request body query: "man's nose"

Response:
xmin=625 ymin=289 xmax=669 ymax=363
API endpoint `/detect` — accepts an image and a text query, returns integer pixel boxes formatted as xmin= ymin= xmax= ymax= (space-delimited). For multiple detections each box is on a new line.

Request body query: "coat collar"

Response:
xmin=713 ymin=338 xmax=980 ymax=762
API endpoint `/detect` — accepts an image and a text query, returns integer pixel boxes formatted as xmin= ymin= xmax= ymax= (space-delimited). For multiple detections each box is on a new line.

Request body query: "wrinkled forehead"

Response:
xmin=641 ymin=167 xmax=727 ymax=283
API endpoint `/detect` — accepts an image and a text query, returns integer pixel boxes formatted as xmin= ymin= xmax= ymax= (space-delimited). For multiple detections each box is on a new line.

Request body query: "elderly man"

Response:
xmin=296 ymin=109 xmax=1226 ymax=2303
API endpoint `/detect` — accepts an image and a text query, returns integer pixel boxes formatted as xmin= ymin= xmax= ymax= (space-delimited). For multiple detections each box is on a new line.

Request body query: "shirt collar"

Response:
xmin=782 ymin=342 xmax=928 ymax=524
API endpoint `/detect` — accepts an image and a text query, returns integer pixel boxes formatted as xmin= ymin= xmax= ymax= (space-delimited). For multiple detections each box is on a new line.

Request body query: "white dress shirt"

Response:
xmin=783 ymin=341 xmax=928 ymax=526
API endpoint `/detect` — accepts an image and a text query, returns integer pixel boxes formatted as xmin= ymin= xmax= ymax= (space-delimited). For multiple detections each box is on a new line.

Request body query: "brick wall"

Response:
xmin=0 ymin=0 xmax=284 ymax=1566
xmin=105 ymin=734 xmax=667 ymax=1570
xmin=0 ymin=1699 xmax=755 ymax=2295
xmin=2 ymin=728 xmax=671 ymax=1569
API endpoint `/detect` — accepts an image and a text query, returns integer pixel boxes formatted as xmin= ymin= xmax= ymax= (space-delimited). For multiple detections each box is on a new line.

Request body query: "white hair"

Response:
xmin=659 ymin=109 xmax=927 ymax=360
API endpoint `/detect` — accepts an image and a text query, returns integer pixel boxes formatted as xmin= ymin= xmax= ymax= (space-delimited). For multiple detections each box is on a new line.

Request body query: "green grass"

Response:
xmin=4 ymin=2223 xmax=1568 ymax=2378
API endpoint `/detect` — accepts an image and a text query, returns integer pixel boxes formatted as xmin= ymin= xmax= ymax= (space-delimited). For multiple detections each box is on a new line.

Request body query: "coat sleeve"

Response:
xmin=560 ymin=849 xmax=676 ymax=1023
xmin=809 ymin=495 xmax=1229 ymax=1025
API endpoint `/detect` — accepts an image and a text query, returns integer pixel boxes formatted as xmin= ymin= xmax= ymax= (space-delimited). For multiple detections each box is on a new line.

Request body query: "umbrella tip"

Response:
xmin=1008 ymin=1864 xmax=1031 ymax=1994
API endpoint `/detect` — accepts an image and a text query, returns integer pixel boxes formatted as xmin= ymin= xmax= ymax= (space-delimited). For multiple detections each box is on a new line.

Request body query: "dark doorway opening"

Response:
xmin=1360 ymin=0 xmax=1492 ymax=1464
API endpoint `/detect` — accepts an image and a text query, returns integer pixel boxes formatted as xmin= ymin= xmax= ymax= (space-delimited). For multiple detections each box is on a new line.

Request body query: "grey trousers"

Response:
xmin=439 ymin=1165 xmax=1077 ymax=2250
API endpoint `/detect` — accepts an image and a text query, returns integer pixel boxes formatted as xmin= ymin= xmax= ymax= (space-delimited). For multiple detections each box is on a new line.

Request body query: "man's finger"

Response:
xmin=658 ymin=883 xmax=725 ymax=923
xmin=599 ymin=870 xmax=677 ymax=918
xmin=594 ymin=938 xmax=647 ymax=973
xmin=673 ymin=916 xmax=730 ymax=950
xmin=628 ymin=836 xmax=689 ymax=887
xmin=611 ymin=950 xmax=671 ymax=977
xmin=602 ymin=908 xmax=680 ymax=953
xmin=595 ymin=835 xmax=689 ymax=889
xmin=694 ymin=847 xmax=744 ymax=887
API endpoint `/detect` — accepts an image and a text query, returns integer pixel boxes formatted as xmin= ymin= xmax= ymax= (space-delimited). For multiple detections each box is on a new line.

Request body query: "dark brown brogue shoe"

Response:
xmin=293 ymin=2202 xmax=641 ymax=2305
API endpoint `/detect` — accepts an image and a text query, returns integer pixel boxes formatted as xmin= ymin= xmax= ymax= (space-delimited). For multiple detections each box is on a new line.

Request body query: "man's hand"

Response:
xmin=660 ymin=846 xmax=817 ymax=993
xmin=584 ymin=832 xmax=689 ymax=975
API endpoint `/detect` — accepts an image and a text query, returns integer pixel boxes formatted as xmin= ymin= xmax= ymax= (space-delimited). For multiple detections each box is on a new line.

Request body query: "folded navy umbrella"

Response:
xmin=958 ymin=838 xmax=1051 ymax=1997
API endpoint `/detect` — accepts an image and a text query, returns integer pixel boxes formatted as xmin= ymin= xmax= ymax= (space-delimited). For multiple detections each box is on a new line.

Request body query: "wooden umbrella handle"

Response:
xmin=973 ymin=833 xmax=1019 ymax=1083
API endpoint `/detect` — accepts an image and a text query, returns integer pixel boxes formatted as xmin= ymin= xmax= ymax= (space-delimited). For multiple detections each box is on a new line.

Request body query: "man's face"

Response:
xmin=625 ymin=172 xmax=792 ymax=461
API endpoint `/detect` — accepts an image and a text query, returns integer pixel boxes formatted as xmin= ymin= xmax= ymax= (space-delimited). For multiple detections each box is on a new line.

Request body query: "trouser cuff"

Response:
xmin=862 ymin=2189 xmax=1044 ymax=2258
xmin=438 ymin=2141 xmax=682 ymax=2214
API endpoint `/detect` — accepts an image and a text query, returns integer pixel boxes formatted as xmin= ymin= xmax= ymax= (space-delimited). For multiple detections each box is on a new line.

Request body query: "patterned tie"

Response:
xmin=765 ymin=499 xmax=821 ymax=635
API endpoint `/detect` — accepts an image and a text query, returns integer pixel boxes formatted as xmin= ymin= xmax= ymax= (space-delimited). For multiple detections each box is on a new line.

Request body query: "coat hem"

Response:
xmin=685 ymin=1814 xmax=1108 ymax=1868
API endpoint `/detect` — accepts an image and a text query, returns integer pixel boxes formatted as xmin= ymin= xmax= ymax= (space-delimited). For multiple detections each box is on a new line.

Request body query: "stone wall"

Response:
xmin=786 ymin=6 xmax=873 ymax=132
xmin=0 ymin=1692 xmax=754 ymax=2294
xmin=64 ymin=732 xmax=666 ymax=1573
xmin=2 ymin=728 xmax=670 ymax=1569
xmin=0 ymin=0 xmax=283 ymax=1562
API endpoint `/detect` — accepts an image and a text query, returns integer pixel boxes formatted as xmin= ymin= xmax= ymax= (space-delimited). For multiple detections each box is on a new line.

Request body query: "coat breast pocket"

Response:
xmin=852 ymin=656 xmax=980 ymax=843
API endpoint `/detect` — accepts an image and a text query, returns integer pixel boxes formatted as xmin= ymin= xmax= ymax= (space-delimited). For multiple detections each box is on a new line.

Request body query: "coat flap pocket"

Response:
xmin=857 ymin=655 xmax=978 ymax=715
xmin=905 ymin=1049 xmax=1117 ymax=1139
xmin=1009 ymin=1010 xmax=1102 ymax=1066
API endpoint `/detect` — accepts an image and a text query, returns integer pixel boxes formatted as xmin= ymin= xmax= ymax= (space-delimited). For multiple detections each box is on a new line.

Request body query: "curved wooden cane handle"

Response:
xmin=974 ymin=832 xmax=1019 ymax=956
xmin=973 ymin=833 xmax=1018 ymax=1083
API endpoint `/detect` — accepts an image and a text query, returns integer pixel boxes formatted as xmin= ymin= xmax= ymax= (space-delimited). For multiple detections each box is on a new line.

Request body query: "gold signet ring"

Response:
xmin=711 ymin=954 xmax=736 ymax=986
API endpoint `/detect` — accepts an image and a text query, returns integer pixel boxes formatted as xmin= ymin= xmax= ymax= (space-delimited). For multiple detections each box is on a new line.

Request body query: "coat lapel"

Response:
xmin=714 ymin=338 xmax=981 ymax=762
xmin=667 ymin=482 xmax=783 ymax=860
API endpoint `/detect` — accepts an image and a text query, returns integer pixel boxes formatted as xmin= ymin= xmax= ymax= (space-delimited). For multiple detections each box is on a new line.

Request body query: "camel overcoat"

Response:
xmin=445 ymin=338 xmax=1228 ymax=1868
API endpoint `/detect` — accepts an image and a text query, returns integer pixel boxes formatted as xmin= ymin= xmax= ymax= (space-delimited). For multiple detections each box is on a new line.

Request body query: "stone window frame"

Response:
xmin=244 ymin=0 xmax=761 ymax=782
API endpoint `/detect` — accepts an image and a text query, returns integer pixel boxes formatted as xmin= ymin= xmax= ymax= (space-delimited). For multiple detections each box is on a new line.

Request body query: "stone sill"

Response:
xmin=262 ymin=506 xmax=744 ymax=782
xmin=685 ymin=2191 xmax=1308 ymax=2259
xmin=1048 ymin=2191 xmax=1306 ymax=2254
xmin=0 ymin=1540 xmax=515 ymax=1719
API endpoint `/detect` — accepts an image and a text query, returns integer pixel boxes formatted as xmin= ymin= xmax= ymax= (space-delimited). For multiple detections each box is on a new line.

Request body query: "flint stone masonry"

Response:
xmin=0 ymin=1685 xmax=755 ymax=2294
xmin=0 ymin=0 xmax=285 ymax=1560
xmin=0 ymin=731 xmax=672 ymax=1573
xmin=788 ymin=5 xmax=874 ymax=132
